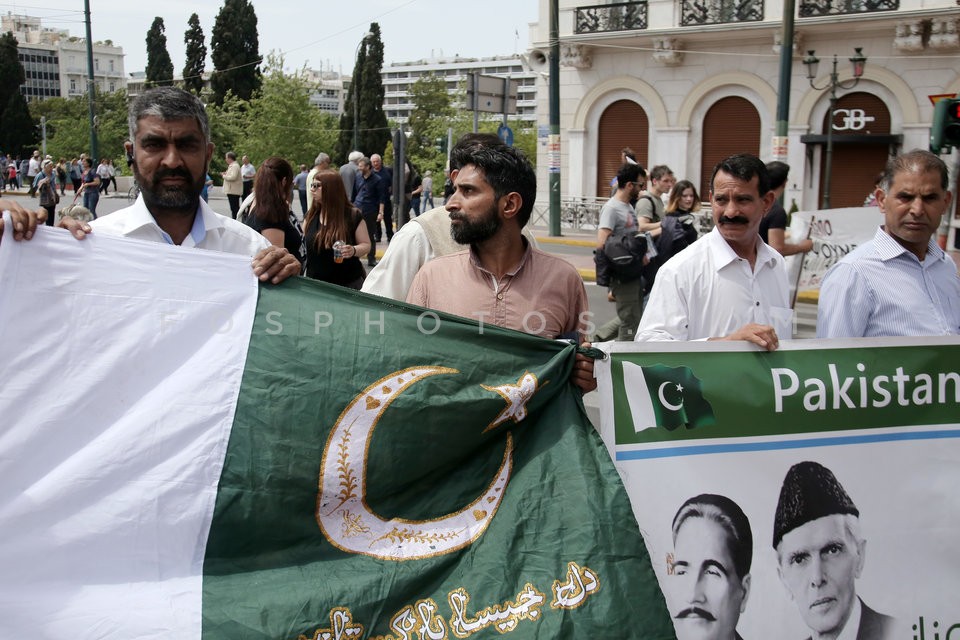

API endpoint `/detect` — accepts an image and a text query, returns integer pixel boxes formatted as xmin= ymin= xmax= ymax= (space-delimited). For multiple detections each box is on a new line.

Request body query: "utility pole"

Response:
xmin=773 ymin=0 xmax=796 ymax=182
xmin=84 ymin=0 xmax=98 ymax=160
xmin=548 ymin=0 xmax=560 ymax=237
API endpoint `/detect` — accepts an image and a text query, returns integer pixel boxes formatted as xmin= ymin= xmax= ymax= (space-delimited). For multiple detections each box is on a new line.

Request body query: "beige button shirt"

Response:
xmin=407 ymin=243 xmax=589 ymax=340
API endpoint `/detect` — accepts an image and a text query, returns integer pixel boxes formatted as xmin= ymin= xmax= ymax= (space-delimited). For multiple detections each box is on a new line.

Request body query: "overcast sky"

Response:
xmin=16 ymin=0 xmax=539 ymax=76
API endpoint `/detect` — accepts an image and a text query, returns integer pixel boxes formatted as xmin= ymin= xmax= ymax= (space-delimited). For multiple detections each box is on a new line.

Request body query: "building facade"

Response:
xmin=1 ymin=13 xmax=126 ymax=101
xmin=381 ymin=55 xmax=538 ymax=124
xmin=304 ymin=68 xmax=347 ymax=115
xmin=526 ymin=0 xmax=959 ymax=231
xmin=58 ymin=39 xmax=125 ymax=97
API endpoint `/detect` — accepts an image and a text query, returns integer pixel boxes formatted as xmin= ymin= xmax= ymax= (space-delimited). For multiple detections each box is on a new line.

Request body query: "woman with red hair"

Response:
xmin=302 ymin=169 xmax=370 ymax=289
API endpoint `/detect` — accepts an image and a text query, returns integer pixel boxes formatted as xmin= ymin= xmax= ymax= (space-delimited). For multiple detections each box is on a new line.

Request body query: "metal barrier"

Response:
xmin=531 ymin=198 xmax=716 ymax=239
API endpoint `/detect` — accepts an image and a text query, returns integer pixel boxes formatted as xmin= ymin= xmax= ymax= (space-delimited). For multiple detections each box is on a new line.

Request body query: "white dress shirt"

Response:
xmin=361 ymin=217 xmax=435 ymax=300
xmin=817 ymin=227 xmax=960 ymax=338
xmin=635 ymin=227 xmax=792 ymax=341
xmin=90 ymin=196 xmax=270 ymax=256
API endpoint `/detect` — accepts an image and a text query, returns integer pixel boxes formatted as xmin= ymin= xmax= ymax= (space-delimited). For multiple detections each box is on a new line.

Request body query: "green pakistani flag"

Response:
xmin=622 ymin=363 xmax=716 ymax=432
xmin=0 ymin=225 xmax=674 ymax=639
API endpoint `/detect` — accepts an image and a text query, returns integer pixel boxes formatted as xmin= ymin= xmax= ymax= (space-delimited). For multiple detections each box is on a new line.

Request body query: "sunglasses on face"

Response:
xmin=310 ymin=182 xmax=322 ymax=190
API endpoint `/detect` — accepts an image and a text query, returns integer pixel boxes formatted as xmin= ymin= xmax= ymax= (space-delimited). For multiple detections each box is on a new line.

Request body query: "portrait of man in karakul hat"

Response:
xmin=773 ymin=461 xmax=896 ymax=640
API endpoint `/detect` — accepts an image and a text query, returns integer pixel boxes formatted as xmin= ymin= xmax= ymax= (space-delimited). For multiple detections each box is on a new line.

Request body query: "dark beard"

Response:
xmin=134 ymin=166 xmax=203 ymax=214
xmin=449 ymin=204 xmax=501 ymax=245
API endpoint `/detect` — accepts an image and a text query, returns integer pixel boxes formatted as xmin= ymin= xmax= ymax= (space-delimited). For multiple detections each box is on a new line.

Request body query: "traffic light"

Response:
xmin=930 ymin=96 xmax=960 ymax=154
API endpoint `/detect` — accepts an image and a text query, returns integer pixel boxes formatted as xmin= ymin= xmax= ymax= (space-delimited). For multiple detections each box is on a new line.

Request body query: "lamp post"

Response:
xmin=352 ymin=32 xmax=373 ymax=152
xmin=803 ymin=47 xmax=866 ymax=209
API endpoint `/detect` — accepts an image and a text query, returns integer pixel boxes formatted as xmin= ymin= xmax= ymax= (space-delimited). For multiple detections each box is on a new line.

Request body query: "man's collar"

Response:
xmin=119 ymin=195 xmax=214 ymax=246
xmin=874 ymin=226 xmax=942 ymax=263
xmin=468 ymin=236 xmax=532 ymax=278
xmin=706 ymin=227 xmax=779 ymax=270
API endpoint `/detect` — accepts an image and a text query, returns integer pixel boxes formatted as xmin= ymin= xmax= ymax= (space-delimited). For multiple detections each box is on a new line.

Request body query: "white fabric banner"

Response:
xmin=0 ymin=219 xmax=258 ymax=639
xmin=790 ymin=206 xmax=882 ymax=293
xmin=595 ymin=338 xmax=960 ymax=640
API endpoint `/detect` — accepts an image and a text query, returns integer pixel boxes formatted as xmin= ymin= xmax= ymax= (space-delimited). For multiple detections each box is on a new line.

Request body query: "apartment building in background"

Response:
xmin=381 ymin=55 xmax=538 ymax=124
xmin=1 ymin=12 xmax=126 ymax=101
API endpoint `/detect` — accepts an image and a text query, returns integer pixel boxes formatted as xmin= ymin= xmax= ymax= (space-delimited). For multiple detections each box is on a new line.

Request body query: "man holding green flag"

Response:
xmin=0 ymin=182 xmax=673 ymax=638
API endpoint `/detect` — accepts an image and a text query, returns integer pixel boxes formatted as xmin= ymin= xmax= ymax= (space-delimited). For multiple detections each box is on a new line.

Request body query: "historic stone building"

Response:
xmin=526 ymin=0 xmax=959 ymax=237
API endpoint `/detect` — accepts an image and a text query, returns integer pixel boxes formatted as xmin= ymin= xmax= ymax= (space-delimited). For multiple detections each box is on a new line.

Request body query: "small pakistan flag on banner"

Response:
xmin=623 ymin=362 xmax=716 ymax=432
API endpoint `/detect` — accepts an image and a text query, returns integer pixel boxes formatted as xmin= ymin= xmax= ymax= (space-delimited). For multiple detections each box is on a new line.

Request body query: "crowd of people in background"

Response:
xmin=1 ymin=87 xmax=955 ymax=350
xmin=0 ymin=149 xmax=143 ymax=221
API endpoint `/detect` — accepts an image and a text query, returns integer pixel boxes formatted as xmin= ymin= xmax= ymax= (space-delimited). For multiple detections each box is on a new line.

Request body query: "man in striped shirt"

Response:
xmin=817 ymin=149 xmax=958 ymax=338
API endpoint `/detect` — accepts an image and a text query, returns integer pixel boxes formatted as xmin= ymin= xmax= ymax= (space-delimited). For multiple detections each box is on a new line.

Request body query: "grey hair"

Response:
xmin=315 ymin=152 xmax=330 ymax=166
xmin=128 ymin=86 xmax=210 ymax=144
xmin=881 ymin=149 xmax=949 ymax=191
xmin=348 ymin=150 xmax=363 ymax=162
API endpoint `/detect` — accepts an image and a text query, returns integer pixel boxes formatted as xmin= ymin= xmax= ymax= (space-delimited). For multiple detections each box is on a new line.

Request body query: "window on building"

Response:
xmin=94 ymin=59 xmax=99 ymax=71
xmin=109 ymin=82 xmax=115 ymax=92
xmin=109 ymin=60 xmax=114 ymax=72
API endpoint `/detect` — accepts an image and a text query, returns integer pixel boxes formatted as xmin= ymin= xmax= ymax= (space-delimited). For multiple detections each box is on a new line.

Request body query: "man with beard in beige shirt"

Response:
xmin=406 ymin=136 xmax=595 ymax=392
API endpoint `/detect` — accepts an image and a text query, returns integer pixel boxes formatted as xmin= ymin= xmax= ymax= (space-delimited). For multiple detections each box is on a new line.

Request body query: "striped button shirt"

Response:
xmin=817 ymin=227 xmax=960 ymax=338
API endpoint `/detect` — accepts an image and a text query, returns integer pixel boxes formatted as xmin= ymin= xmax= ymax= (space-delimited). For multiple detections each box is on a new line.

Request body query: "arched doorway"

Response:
xmin=700 ymin=97 xmax=761 ymax=197
xmin=596 ymin=100 xmax=648 ymax=198
xmin=816 ymin=92 xmax=894 ymax=208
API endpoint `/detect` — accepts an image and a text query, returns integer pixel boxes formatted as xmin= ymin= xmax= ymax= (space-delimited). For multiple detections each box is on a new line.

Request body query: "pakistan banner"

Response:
xmin=0 ymin=222 xmax=673 ymax=639
xmin=596 ymin=340 xmax=960 ymax=640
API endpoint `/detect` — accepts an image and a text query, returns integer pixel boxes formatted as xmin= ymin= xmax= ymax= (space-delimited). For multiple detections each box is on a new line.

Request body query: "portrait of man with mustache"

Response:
xmin=669 ymin=494 xmax=753 ymax=640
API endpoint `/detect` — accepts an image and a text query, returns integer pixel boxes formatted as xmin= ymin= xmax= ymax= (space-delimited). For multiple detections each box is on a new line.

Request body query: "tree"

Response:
xmin=0 ymin=32 xmax=35 ymax=156
xmin=30 ymin=90 xmax=132 ymax=163
xmin=182 ymin=13 xmax=207 ymax=96
xmin=404 ymin=74 xmax=456 ymax=178
xmin=2 ymin=92 xmax=36 ymax=157
xmin=205 ymin=55 xmax=339 ymax=183
xmin=241 ymin=54 xmax=338 ymax=167
xmin=145 ymin=17 xmax=174 ymax=87
xmin=335 ymin=23 xmax=389 ymax=161
xmin=335 ymin=40 xmax=365 ymax=162
xmin=357 ymin=23 xmax=389 ymax=157
xmin=210 ymin=0 xmax=261 ymax=105
xmin=204 ymin=90 xmax=246 ymax=181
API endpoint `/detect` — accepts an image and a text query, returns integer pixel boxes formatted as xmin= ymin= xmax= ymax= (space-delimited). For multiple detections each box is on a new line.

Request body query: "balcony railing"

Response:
xmin=681 ymin=0 xmax=764 ymax=26
xmin=798 ymin=0 xmax=897 ymax=17
xmin=575 ymin=1 xmax=648 ymax=34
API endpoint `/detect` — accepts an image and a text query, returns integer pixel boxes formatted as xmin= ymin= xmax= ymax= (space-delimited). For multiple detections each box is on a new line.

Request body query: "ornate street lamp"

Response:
xmin=352 ymin=32 xmax=373 ymax=152
xmin=803 ymin=47 xmax=867 ymax=209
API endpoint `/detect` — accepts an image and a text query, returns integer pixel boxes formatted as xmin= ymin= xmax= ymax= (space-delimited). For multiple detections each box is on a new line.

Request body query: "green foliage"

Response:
xmin=205 ymin=91 xmax=246 ymax=181
xmin=205 ymin=55 xmax=339 ymax=183
xmin=0 ymin=32 xmax=25 ymax=99
xmin=29 ymin=90 xmax=131 ymax=164
xmin=359 ymin=24 xmax=389 ymax=158
xmin=0 ymin=32 xmax=35 ymax=156
xmin=403 ymin=74 xmax=455 ymax=179
xmin=210 ymin=0 xmax=262 ymax=105
xmin=145 ymin=17 xmax=174 ymax=87
xmin=335 ymin=23 xmax=389 ymax=162
xmin=2 ymin=91 xmax=36 ymax=157
xmin=398 ymin=74 xmax=537 ymax=179
xmin=182 ymin=13 xmax=207 ymax=96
